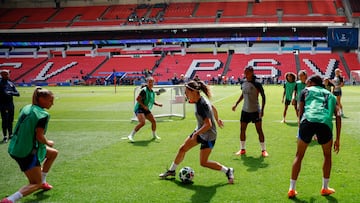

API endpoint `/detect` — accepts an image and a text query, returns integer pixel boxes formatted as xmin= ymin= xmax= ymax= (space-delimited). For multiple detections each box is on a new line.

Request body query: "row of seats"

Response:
xmin=0 ymin=53 xmax=357 ymax=83
xmin=0 ymin=0 xmax=347 ymax=29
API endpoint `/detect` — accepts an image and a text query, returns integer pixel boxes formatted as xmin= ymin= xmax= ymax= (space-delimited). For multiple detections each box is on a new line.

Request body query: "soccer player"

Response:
xmin=232 ymin=66 xmax=268 ymax=157
xmin=288 ymin=75 xmax=341 ymax=198
xmin=281 ymin=72 xmax=297 ymax=123
xmin=159 ymin=80 xmax=234 ymax=184
xmin=2 ymin=87 xmax=58 ymax=203
xmin=0 ymin=69 xmax=20 ymax=143
xmin=323 ymin=77 xmax=335 ymax=92
xmin=292 ymin=70 xmax=307 ymax=117
xmin=128 ymin=77 xmax=163 ymax=142
xmin=332 ymin=68 xmax=344 ymax=117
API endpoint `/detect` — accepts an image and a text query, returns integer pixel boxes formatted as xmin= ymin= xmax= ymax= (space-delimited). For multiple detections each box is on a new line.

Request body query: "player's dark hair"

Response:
xmin=308 ymin=75 xmax=325 ymax=88
xmin=286 ymin=72 xmax=296 ymax=82
xmin=32 ymin=86 xmax=53 ymax=105
xmin=185 ymin=80 xmax=212 ymax=99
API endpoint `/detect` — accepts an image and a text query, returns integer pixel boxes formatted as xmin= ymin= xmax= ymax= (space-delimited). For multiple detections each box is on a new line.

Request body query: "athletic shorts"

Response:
xmin=284 ymin=99 xmax=291 ymax=106
xmin=298 ymin=119 xmax=333 ymax=144
xmin=189 ymin=133 xmax=216 ymax=149
xmin=333 ymin=90 xmax=342 ymax=97
xmin=135 ymin=108 xmax=151 ymax=116
xmin=11 ymin=152 xmax=40 ymax=172
xmin=241 ymin=111 xmax=262 ymax=123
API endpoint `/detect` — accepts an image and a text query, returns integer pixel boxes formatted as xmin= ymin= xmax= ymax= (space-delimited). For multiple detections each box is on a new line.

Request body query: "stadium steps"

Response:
xmin=247 ymin=2 xmax=253 ymax=15
xmin=98 ymin=6 xmax=112 ymax=20
xmin=192 ymin=3 xmax=200 ymax=17
xmin=14 ymin=58 xmax=48 ymax=82
xmin=221 ymin=51 xmax=233 ymax=76
xmin=88 ymin=56 xmax=110 ymax=76
xmin=338 ymin=52 xmax=351 ymax=79
xmin=308 ymin=1 xmax=313 ymax=14
xmin=47 ymin=8 xmax=62 ymax=22
xmin=294 ymin=53 xmax=301 ymax=73
xmin=152 ymin=53 xmax=166 ymax=73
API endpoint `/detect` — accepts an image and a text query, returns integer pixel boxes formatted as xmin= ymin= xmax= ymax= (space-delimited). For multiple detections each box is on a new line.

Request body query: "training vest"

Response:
xmin=8 ymin=104 xmax=49 ymax=161
xmin=134 ymin=86 xmax=155 ymax=111
xmin=284 ymin=81 xmax=296 ymax=101
xmin=301 ymin=86 xmax=336 ymax=130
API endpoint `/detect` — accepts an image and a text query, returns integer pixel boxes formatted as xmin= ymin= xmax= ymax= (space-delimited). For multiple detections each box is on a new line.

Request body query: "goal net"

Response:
xmin=131 ymin=85 xmax=186 ymax=121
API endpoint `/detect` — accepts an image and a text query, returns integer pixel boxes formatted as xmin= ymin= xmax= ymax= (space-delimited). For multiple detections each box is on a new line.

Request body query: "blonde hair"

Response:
xmin=32 ymin=87 xmax=53 ymax=105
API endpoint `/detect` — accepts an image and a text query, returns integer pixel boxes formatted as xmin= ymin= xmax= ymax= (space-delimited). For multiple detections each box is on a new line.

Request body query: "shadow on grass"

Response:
xmin=172 ymin=179 xmax=228 ymax=203
xmin=23 ymin=190 xmax=50 ymax=203
xmin=236 ymin=155 xmax=269 ymax=172
xmin=289 ymin=195 xmax=338 ymax=203
xmin=285 ymin=122 xmax=299 ymax=127
xmin=130 ymin=138 xmax=159 ymax=147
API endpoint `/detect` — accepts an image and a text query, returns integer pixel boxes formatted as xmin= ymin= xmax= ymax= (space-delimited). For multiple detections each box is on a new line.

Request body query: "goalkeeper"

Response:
xmin=128 ymin=77 xmax=162 ymax=142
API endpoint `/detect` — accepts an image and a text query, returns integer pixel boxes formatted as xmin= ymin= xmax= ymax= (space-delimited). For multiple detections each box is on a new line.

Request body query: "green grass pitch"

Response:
xmin=0 ymin=85 xmax=359 ymax=202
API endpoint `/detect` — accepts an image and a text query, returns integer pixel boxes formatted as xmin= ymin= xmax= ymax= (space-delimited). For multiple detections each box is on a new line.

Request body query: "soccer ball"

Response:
xmin=179 ymin=166 xmax=195 ymax=183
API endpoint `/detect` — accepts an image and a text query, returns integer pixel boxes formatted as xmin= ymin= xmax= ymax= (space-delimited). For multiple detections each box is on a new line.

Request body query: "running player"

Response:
xmin=2 ymin=87 xmax=58 ymax=203
xmin=128 ymin=77 xmax=162 ymax=142
xmin=288 ymin=75 xmax=341 ymax=198
xmin=232 ymin=66 xmax=268 ymax=157
xmin=332 ymin=68 xmax=344 ymax=117
xmin=292 ymin=70 xmax=307 ymax=117
xmin=159 ymin=80 xmax=234 ymax=184
xmin=281 ymin=72 xmax=297 ymax=123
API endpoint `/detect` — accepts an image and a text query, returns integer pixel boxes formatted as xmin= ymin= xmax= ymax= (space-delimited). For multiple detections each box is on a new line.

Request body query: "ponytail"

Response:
xmin=32 ymin=86 xmax=53 ymax=105
xmin=185 ymin=80 xmax=212 ymax=99
xmin=197 ymin=80 xmax=212 ymax=99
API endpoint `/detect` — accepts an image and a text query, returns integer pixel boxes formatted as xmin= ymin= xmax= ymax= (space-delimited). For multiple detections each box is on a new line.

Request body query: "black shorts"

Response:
xmin=284 ymin=99 xmax=291 ymax=106
xmin=190 ymin=133 xmax=216 ymax=149
xmin=241 ymin=111 xmax=261 ymax=123
xmin=11 ymin=152 xmax=40 ymax=172
xmin=298 ymin=120 xmax=333 ymax=144
xmin=333 ymin=90 xmax=342 ymax=97
xmin=135 ymin=108 xmax=151 ymax=116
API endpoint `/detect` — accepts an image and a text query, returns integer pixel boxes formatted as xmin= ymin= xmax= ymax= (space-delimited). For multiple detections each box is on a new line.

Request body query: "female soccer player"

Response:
xmin=281 ymin=72 xmax=297 ymax=123
xmin=128 ymin=77 xmax=163 ymax=142
xmin=292 ymin=70 xmax=307 ymax=118
xmin=159 ymin=80 xmax=234 ymax=184
xmin=288 ymin=75 xmax=341 ymax=198
xmin=232 ymin=66 xmax=268 ymax=157
xmin=332 ymin=68 xmax=344 ymax=117
xmin=2 ymin=87 xmax=58 ymax=203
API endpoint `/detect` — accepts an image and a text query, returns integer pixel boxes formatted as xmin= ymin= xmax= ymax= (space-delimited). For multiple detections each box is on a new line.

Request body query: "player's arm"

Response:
xmin=334 ymin=103 xmax=341 ymax=153
xmin=232 ymin=94 xmax=243 ymax=111
xmin=154 ymin=101 xmax=163 ymax=107
xmin=212 ymin=105 xmax=224 ymax=128
xmin=257 ymin=83 xmax=266 ymax=117
xmin=298 ymin=89 xmax=306 ymax=126
xmin=282 ymin=84 xmax=286 ymax=103
xmin=136 ymin=90 xmax=148 ymax=110
xmin=192 ymin=117 xmax=212 ymax=140
xmin=35 ymin=117 xmax=54 ymax=147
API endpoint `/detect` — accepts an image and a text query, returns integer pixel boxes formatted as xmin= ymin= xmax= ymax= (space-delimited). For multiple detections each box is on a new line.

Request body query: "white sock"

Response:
xmin=152 ymin=131 xmax=157 ymax=137
xmin=7 ymin=191 xmax=23 ymax=202
xmin=42 ymin=172 xmax=48 ymax=184
xmin=169 ymin=162 xmax=178 ymax=171
xmin=322 ymin=178 xmax=330 ymax=189
xmin=240 ymin=141 xmax=246 ymax=149
xmin=130 ymin=130 xmax=136 ymax=137
xmin=221 ymin=166 xmax=229 ymax=173
xmin=289 ymin=179 xmax=296 ymax=190
xmin=260 ymin=142 xmax=266 ymax=151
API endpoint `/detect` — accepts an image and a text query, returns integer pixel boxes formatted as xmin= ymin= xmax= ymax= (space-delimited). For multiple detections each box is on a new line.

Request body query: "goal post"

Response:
xmin=131 ymin=85 xmax=186 ymax=121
